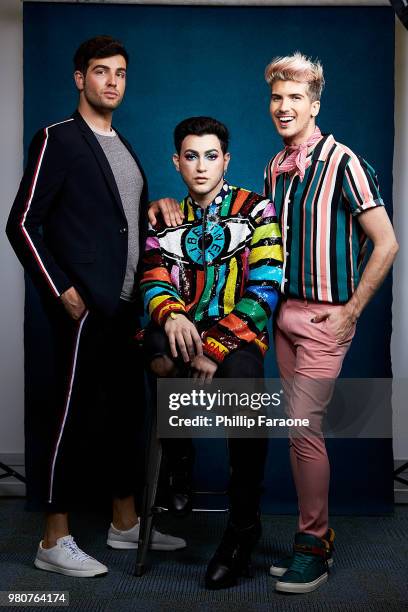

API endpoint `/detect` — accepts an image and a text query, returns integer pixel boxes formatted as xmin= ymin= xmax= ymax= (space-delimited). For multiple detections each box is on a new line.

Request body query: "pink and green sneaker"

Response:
xmin=270 ymin=527 xmax=335 ymax=577
xmin=274 ymin=531 xmax=332 ymax=594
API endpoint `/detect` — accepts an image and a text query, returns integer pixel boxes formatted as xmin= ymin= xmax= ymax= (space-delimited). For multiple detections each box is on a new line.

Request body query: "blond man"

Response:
xmin=264 ymin=52 xmax=398 ymax=593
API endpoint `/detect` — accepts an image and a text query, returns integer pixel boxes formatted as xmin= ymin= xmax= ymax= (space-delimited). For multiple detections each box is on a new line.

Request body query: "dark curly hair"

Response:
xmin=174 ymin=116 xmax=229 ymax=154
xmin=73 ymin=35 xmax=129 ymax=75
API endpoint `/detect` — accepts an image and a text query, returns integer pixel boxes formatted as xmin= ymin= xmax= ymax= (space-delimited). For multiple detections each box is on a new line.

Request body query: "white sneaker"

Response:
xmin=107 ymin=521 xmax=186 ymax=551
xmin=34 ymin=535 xmax=108 ymax=577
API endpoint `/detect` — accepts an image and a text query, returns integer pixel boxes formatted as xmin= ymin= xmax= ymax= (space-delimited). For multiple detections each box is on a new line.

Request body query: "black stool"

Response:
xmin=134 ymin=395 xmax=162 ymax=576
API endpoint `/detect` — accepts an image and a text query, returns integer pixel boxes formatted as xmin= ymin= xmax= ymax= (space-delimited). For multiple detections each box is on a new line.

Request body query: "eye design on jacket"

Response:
xmin=158 ymin=219 xmax=252 ymax=266
xmin=183 ymin=219 xmax=252 ymax=265
xmin=184 ymin=224 xmax=226 ymax=265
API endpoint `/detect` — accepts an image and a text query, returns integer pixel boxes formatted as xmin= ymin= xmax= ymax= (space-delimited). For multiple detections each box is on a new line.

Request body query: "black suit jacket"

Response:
xmin=6 ymin=110 xmax=149 ymax=315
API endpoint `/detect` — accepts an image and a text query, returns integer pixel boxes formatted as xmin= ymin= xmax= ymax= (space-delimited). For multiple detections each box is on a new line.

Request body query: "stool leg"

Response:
xmin=134 ymin=407 xmax=162 ymax=577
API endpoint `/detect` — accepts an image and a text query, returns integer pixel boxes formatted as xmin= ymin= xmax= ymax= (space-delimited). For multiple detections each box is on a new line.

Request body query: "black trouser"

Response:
xmin=26 ymin=298 xmax=146 ymax=512
xmin=143 ymin=323 xmax=268 ymax=526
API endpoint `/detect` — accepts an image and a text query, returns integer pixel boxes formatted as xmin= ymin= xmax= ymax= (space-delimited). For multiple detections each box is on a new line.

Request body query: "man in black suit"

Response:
xmin=6 ymin=35 xmax=185 ymax=577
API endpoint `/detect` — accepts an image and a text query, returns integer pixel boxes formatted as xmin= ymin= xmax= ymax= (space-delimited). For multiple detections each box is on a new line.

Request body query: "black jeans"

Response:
xmin=26 ymin=298 xmax=146 ymax=512
xmin=144 ymin=322 xmax=268 ymax=526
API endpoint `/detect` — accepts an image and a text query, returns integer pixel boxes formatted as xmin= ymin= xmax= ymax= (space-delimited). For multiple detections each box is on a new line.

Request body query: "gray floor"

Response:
xmin=0 ymin=498 xmax=407 ymax=612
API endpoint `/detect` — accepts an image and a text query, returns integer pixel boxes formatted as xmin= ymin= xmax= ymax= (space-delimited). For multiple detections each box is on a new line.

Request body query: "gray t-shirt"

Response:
xmin=94 ymin=130 xmax=144 ymax=301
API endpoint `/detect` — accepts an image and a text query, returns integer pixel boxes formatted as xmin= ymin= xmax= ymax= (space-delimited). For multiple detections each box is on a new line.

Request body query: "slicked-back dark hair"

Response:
xmin=174 ymin=116 xmax=229 ymax=154
xmin=73 ymin=35 xmax=129 ymax=75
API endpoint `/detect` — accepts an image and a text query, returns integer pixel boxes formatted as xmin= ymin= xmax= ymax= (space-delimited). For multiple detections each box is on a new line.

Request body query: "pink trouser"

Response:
xmin=274 ymin=298 xmax=356 ymax=538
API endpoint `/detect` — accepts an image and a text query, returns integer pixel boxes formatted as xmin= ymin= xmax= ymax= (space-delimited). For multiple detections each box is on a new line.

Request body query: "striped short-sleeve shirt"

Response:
xmin=264 ymin=133 xmax=384 ymax=304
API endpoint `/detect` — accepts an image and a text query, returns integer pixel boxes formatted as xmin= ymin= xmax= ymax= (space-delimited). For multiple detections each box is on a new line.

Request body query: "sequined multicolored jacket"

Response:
xmin=140 ymin=182 xmax=284 ymax=364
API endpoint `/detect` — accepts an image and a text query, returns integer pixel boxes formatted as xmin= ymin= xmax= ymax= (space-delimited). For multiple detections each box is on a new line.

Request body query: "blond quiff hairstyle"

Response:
xmin=265 ymin=52 xmax=325 ymax=102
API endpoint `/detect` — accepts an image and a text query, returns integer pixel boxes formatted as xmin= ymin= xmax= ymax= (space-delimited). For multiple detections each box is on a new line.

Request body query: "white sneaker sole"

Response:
xmin=106 ymin=539 xmax=186 ymax=551
xmin=34 ymin=558 xmax=108 ymax=578
xmin=275 ymin=572 xmax=328 ymax=593
xmin=270 ymin=557 xmax=333 ymax=577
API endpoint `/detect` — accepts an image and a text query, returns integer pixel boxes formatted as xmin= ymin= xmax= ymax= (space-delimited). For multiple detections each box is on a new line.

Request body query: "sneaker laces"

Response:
xmin=289 ymin=552 xmax=315 ymax=575
xmin=61 ymin=536 xmax=92 ymax=562
xmin=151 ymin=527 xmax=175 ymax=539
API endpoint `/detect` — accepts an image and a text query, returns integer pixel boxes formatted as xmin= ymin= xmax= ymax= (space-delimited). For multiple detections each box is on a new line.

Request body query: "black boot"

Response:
xmin=205 ymin=519 xmax=261 ymax=590
xmin=167 ymin=453 xmax=194 ymax=517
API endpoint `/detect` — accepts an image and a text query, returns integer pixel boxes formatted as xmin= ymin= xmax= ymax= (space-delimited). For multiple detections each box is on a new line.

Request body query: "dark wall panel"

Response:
xmin=23 ymin=2 xmax=395 ymax=513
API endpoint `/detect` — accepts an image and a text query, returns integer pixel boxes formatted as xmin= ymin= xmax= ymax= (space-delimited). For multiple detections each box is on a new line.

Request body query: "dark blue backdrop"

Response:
xmin=23 ymin=2 xmax=395 ymax=513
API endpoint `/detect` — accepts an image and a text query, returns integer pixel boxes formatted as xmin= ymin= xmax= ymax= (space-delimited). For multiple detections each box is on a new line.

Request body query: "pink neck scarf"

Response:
xmin=276 ymin=126 xmax=322 ymax=182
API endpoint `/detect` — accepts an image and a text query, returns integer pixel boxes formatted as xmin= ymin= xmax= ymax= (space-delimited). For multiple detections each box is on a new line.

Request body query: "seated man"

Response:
xmin=140 ymin=116 xmax=283 ymax=589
